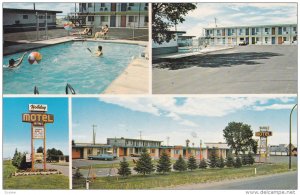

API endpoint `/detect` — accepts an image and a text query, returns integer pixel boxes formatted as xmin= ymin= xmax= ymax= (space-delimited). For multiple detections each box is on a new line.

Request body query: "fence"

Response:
xmin=4 ymin=13 xmax=149 ymax=46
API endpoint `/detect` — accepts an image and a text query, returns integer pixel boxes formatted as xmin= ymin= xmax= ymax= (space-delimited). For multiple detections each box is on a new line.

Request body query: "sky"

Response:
xmin=3 ymin=97 xmax=69 ymax=158
xmin=72 ymin=96 xmax=297 ymax=148
xmin=175 ymin=3 xmax=297 ymax=37
xmin=3 ymin=2 xmax=78 ymax=17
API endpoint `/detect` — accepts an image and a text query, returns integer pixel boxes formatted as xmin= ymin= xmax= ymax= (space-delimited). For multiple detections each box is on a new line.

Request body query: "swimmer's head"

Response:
xmin=9 ymin=59 xmax=15 ymax=66
xmin=98 ymin=46 xmax=102 ymax=51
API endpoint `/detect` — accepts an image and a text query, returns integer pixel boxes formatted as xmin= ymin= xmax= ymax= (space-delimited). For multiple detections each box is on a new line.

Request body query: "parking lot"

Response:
xmin=153 ymin=45 xmax=297 ymax=94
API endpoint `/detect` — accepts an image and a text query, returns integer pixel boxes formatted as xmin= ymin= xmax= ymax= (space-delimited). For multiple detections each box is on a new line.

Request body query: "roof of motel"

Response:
xmin=204 ymin=24 xmax=297 ymax=30
xmin=3 ymin=8 xmax=63 ymax=13
xmin=107 ymin=138 xmax=163 ymax=142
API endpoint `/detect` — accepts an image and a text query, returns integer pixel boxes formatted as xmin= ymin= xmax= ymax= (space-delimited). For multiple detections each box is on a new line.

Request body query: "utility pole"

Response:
xmin=289 ymin=104 xmax=297 ymax=170
xmin=214 ymin=17 xmax=217 ymax=27
xmin=92 ymin=124 xmax=97 ymax=145
xmin=139 ymin=131 xmax=142 ymax=140
xmin=166 ymin=136 xmax=170 ymax=146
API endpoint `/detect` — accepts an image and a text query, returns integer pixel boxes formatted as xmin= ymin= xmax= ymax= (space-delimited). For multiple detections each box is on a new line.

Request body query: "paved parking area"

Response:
xmin=153 ymin=45 xmax=297 ymax=94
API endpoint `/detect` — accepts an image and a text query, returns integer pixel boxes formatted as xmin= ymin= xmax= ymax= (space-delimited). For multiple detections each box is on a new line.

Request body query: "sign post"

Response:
xmin=22 ymin=104 xmax=54 ymax=171
xmin=255 ymin=126 xmax=272 ymax=163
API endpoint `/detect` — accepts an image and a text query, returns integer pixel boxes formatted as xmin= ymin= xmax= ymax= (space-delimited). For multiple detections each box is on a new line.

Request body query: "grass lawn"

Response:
xmin=74 ymin=163 xmax=296 ymax=189
xmin=3 ymin=160 xmax=69 ymax=189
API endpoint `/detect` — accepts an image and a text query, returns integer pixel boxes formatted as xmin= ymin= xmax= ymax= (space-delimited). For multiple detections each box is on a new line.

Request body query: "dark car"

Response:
xmin=88 ymin=154 xmax=114 ymax=160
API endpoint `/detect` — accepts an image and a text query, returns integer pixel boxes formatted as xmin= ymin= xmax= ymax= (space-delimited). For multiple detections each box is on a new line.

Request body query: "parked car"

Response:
xmin=239 ymin=41 xmax=248 ymax=46
xmin=88 ymin=154 xmax=114 ymax=161
xmin=130 ymin=153 xmax=141 ymax=157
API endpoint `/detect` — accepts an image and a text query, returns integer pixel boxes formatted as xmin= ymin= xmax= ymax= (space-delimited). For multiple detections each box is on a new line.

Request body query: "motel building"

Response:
xmin=204 ymin=24 xmax=297 ymax=46
xmin=76 ymin=3 xmax=148 ymax=28
xmin=3 ymin=8 xmax=62 ymax=33
xmin=72 ymin=137 xmax=230 ymax=160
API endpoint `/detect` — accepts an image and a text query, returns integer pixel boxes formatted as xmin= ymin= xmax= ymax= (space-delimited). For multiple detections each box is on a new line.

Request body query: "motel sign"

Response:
xmin=22 ymin=104 xmax=54 ymax=171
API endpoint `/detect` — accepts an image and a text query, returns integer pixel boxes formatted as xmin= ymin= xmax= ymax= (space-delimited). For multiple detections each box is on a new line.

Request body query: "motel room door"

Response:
xmin=278 ymin=37 xmax=283 ymax=44
xmin=121 ymin=16 xmax=126 ymax=27
xmin=110 ymin=16 xmax=116 ymax=27
xmin=272 ymin=37 xmax=276 ymax=44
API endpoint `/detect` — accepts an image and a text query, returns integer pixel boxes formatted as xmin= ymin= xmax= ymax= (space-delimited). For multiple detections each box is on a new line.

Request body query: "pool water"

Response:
xmin=3 ymin=41 xmax=144 ymax=94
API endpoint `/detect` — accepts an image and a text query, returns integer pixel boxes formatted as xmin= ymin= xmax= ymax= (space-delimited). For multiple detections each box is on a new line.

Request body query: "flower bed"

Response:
xmin=13 ymin=169 xmax=62 ymax=176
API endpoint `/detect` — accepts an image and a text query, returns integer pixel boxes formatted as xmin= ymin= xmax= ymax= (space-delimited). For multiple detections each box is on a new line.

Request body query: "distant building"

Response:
xmin=72 ymin=137 xmax=230 ymax=160
xmin=76 ymin=3 xmax=148 ymax=28
xmin=3 ymin=8 xmax=62 ymax=33
xmin=204 ymin=24 xmax=297 ymax=46
xmin=269 ymin=144 xmax=288 ymax=156
xmin=152 ymin=31 xmax=187 ymax=55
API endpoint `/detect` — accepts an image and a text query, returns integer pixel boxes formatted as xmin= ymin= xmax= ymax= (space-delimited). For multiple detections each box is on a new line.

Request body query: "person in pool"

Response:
xmin=8 ymin=52 xmax=27 ymax=68
xmin=95 ymin=46 xmax=103 ymax=57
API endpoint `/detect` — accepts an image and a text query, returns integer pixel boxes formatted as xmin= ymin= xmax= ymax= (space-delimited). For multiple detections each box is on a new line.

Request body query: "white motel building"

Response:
xmin=204 ymin=24 xmax=297 ymax=46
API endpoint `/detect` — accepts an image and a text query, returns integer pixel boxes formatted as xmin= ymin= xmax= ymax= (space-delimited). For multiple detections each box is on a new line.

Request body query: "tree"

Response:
xmin=19 ymin=153 xmax=31 ymax=170
xmin=156 ymin=151 xmax=172 ymax=174
xmin=173 ymin=155 xmax=187 ymax=171
xmin=73 ymin=168 xmax=84 ymax=179
xmin=223 ymin=122 xmax=256 ymax=155
xmin=187 ymin=155 xmax=198 ymax=171
xmin=234 ymin=156 xmax=242 ymax=168
xmin=118 ymin=157 xmax=131 ymax=177
xmin=133 ymin=148 xmax=155 ymax=175
xmin=209 ymin=148 xmax=219 ymax=168
xmin=247 ymin=152 xmax=255 ymax=165
xmin=242 ymin=154 xmax=248 ymax=165
xmin=12 ymin=148 xmax=22 ymax=168
xmin=199 ymin=159 xmax=207 ymax=169
xmin=47 ymin=148 xmax=64 ymax=162
xmin=225 ymin=154 xmax=235 ymax=168
xmin=152 ymin=3 xmax=197 ymax=44
xmin=37 ymin=146 xmax=43 ymax=153
xmin=217 ymin=156 xmax=225 ymax=168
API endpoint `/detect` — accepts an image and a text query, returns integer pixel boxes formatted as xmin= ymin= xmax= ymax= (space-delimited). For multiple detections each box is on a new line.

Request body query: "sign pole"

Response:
xmin=43 ymin=124 xmax=47 ymax=170
xmin=31 ymin=123 xmax=35 ymax=171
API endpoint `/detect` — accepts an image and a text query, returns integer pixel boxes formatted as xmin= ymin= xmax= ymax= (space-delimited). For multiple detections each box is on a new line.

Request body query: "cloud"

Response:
xmin=253 ymin=104 xmax=297 ymax=111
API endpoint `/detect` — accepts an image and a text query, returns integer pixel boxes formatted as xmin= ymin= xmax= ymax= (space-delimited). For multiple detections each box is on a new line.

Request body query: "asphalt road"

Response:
xmin=153 ymin=45 xmax=297 ymax=94
xmin=165 ymin=171 xmax=297 ymax=190
xmin=35 ymin=163 xmax=69 ymax=177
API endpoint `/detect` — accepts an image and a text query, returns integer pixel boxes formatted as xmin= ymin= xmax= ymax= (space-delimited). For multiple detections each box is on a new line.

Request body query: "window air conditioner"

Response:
xmin=104 ymin=7 xmax=108 ymax=11
xmin=100 ymin=8 xmax=103 ymax=11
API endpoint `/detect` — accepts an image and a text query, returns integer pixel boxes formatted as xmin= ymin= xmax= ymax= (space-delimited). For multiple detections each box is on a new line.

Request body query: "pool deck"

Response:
xmin=104 ymin=46 xmax=149 ymax=94
xmin=4 ymin=36 xmax=149 ymax=94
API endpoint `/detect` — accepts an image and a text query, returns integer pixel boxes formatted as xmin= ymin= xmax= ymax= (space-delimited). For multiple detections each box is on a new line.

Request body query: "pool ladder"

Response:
xmin=33 ymin=83 xmax=76 ymax=95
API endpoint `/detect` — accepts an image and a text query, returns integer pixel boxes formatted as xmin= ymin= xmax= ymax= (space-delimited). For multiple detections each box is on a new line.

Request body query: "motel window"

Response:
xmin=101 ymin=3 xmax=106 ymax=7
xmin=283 ymin=37 xmax=287 ymax=41
xmin=88 ymin=3 xmax=92 ymax=8
xmin=129 ymin=16 xmax=134 ymax=22
xmin=47 ymin=15 xmax=51 ymax=19
xmin=174 ymin=150 xmax=180 ymax=154
xmin=283 ymin=27 xmax=287 ymax=31
xmin=100 ymin=16 xmax=108 ymax=22
xmin=265 ymin=28 xmax=269 ymax=33
xmin=278 ymin=27 xmax=282 ymax=35
xmin=87 ymin=149 xmax=92 ymax=155
xmin=23 ymin=15 xmax=28 ymax=19
xmin=151 ymin=149 xmax=155 ymax=153
xmin=145 ymin=3 xmax=148 ymax=6
xmin=38 ymin=15 xmax=44 ymax=19
xmin=88 ymin=16 xmax=94 ymax=21
xmin=144 ymin=16 xmax=148 ymax=23
xmin=293 ymin=27 xmax=296 ymax=32
xmin=129 ymin=3 xmax=135 ymax=6
xmin=256 ymin=28 xmax=260 ymax=33
xmin=265 ymin=37 xmax=268 ymax=43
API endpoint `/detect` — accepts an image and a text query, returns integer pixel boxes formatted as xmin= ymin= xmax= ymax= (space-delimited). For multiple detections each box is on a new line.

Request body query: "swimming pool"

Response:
xmin=3 ymin=41 xmax=145 ymax=94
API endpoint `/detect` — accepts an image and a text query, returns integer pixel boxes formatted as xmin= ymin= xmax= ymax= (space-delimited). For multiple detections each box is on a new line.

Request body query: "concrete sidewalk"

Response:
xmin=153 ymin=46 xmax=234 ymax=60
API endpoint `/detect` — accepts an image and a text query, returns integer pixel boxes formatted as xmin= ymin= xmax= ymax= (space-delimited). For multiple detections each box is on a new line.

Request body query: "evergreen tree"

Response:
xmin=187 ymin=155 xmax=198 ymax=171
xmin=12 ymin=148 xmax=22 ymax=168
xmin=19 ymin=153 xmax=31 ymax=170
xmin=156 ymin=151 xmax=172 ymax=174
xmin=118 ymin=157 xmax=131 ymax=177
xmin=225 ymin=154 xmax=235 ymax=168
xmin=209 ymin=148 xmax=219 ymax=168
xmin=247 ymin=152 xmax=255 ymax=165
xmin=199 ymin=159 xmax=207 ymax=169
xmin=133 ymin=148 xmax=155 ymax=175
xmin=173 ymin=155 xmax=187 ymax=171
xmin=73 ymin=168 xmax=84 ymax=179
xmin=217 ymin=156 xmax=225 ymax=168
xmin=242 ymin=154 xmax=248 ymax=165
xmin=234 ymin=156 xmax=242 ymax=168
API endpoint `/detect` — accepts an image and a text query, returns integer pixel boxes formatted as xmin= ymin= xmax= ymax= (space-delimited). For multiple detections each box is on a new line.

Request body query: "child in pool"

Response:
xmin=7 ymin=52 xmax=27 ymax=68
xmin=95 ymin=46 xmax=103 ymax=57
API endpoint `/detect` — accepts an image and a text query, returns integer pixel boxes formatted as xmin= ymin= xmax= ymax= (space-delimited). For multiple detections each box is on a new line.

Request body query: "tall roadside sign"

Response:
xmin=255 ymin=126 xmax=272 ymax=163
xmin=22 ymin=104 xmax=54 ymax=171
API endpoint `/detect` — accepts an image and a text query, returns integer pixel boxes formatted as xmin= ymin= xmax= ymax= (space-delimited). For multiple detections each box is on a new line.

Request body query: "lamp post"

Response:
xmin=289 ymin=104 xmax=297 ymax=170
